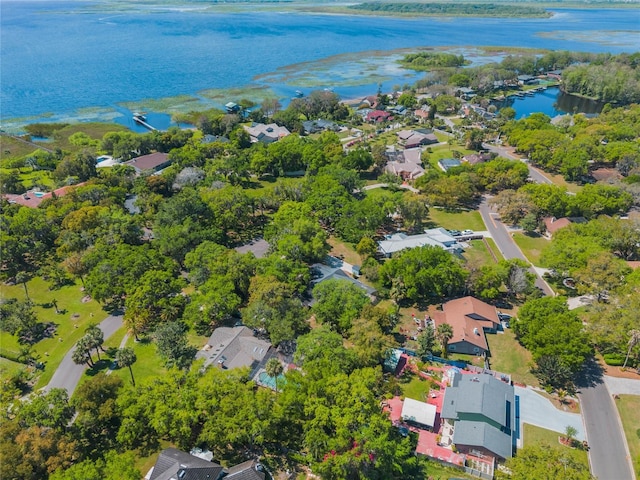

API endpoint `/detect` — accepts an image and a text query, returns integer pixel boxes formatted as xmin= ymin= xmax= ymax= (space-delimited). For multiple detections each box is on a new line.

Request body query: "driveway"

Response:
xmin=44 ymin=314 xmax=123 ymax=396
xmin=515 ymin=386 xmax=585 ymax=443
xmin=604 ymin=375 xmax=640 ymax=396
xmin=478 ymin=197 xmax=554 ymax=296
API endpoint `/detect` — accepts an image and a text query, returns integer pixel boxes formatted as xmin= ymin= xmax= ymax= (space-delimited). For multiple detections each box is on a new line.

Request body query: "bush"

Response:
xmin=603 ymin=353 xmax=626 ymax=366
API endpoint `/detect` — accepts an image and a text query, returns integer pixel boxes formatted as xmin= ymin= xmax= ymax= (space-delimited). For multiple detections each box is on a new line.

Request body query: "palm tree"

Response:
xmin=15 ymin=272 xmax=31 ymax=302
xmin=116 ymin=347 xmax=137 ymax=386
xmin=622 ymin=329 xmax=640 ymax=369
xmin=85 ymin=325 xmax=104 ymax=361
xmin=265 ymin=357 xmax=283 ymax=394
xmin=436 ymin=323 xmax=454 ymax=359
xmin=72 ymin=336 xmax=94 ymax=368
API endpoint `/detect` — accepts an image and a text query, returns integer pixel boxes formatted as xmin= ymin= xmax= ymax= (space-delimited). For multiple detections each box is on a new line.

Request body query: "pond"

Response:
xmin=494 ymin=86 xmax=605 ymax=119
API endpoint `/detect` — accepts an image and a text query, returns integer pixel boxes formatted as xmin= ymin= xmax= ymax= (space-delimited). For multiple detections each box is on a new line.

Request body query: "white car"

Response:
xmin=462 ymin=229 xmax=474 ymax=236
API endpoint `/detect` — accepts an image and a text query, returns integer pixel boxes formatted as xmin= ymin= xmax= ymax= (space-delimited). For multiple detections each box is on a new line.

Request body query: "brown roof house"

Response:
xmin=385 ymin=146 xmax=425 ymax=180
xmin=543 ymin=216 xmax=586 ymax=238
xmin=146 ymin=448 xmax=265 ymax=480
xmin=125 ymin=152 xmax=172 ymax=175
xmin=396 ymin=129 xmax=438 ymax=149
xmin=432 ymin=297 xmax=501 ymax=356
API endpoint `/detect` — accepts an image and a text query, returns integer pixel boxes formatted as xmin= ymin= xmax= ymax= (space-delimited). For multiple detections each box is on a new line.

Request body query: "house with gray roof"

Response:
xmin=378 ymin=227 xmax=462 ymax=257
xmin=441 ymin=373 xmax=515 ymax=461
xmin=196 ymin=326 xmax=272 ymax=377
xmin=243 ymin=122 xmax=290 ymax=144
xmin=146 ymin=448 xmax=265 ymax=480
xmin=385 ymin=146 xmax=425 ymax=180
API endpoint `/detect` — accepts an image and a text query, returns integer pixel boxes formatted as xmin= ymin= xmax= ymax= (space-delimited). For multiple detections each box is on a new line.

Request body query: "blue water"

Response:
xmin=495 ymin=87 xmax=605 ymax=119
xmin=1 ymin=1 xmax=639 ymax=126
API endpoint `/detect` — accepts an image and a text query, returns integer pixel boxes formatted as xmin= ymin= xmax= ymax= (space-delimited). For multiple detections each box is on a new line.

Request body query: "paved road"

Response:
xmin=515 ymin=386 xmax=585 ymax=443
xmin=577 ymin=359 xmax=635 ymax=480
xmin=362 ymin=183 xmax=420 ymax=193
xmin=604 ymin=375 xmax=640 ymax=396
xmin=44 ymin=314 xmax=123 ymax=396
xmin=482 ymin=142 xmax=553 ymax=185
xmin=478 ymin=196 xmax=554 ymax=296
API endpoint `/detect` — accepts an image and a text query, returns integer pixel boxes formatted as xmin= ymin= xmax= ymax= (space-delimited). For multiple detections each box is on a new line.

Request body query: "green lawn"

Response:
xmin=615 ymin=395 xmax=640 ymax=477
xmin=428 ymin=209 xmax=485 ymax=231
xmin=422 ymin=459 xmax=476 ymax=480
xmin=463 ymin=239 xmax=498 ymax=267
xmin=512 ymin=232 xmax=549 ymax=266
xmin=484 ymin=237 xmax=503 ymax=260
xmin=327 ymin=236 xmax=361 ymax=266
xmin=399 ymin=371 xmax=432 ymax=402
xmin=486 ymin=329 xmax=539 ymax=387
xmin=0 ymin=277 xmax=108 ymax=389
xmin=523 ymin=424 xmax=589 ymax=468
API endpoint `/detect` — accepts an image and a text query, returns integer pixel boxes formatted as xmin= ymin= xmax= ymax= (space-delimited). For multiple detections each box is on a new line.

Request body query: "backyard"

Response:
xmin=615 ymin=394 xmax=640 ymax=477
xmin=428 ymin=209 xmax=486 ymax=232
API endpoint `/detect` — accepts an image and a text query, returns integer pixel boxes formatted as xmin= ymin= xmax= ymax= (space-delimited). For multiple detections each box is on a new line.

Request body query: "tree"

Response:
xmin=356 ymin=236 xmax=379 ymax=261
xmin=153 ymin=321 xmax=195 ymax=369
xmin=564 ymin=425 xmax=577 ymax=446
xmin=436 ymin=323 xmax=454 ymax=358
xmin=116 ymin=347 xmax=137 ymax=386
xmin=573 ymin=251 xmax=631 ymax=300
xmin=84 ymin=324 xmax=104 ymax=361
xmin=622 ymin=329 xmax=640 ymax=369
xmin=498 ymin=444 xmax=594 ymax=480
xmin=312 ymin=279 xmax=371 ymax=335
xmin=265 ymin=357 xmax=284 ymax=394
xmin=489 ymin=189 xmax=535 ymax=226
xmin=416 ymin=324 xmax=436 ymax=357
xmin=17 ymin=388 xmax=75 ymax=431
xmin=72 ymin=335 xmax=96 ymax=368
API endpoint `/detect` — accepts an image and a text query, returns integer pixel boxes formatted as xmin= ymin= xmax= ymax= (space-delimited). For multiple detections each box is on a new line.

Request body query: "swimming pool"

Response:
xmin=257 ymin=371 xmax=285 ymax=390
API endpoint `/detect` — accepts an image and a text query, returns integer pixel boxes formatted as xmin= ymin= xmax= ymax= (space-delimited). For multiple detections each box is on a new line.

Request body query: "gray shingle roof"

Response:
xmin=196 ymin=326 xmax=272 ymax=372
xmin=452 ymin=420 xmax=513 ymax=460
xmin=150 ymin=448 xmax=224 ymax=480
xmin=442 ymin=374 xmax=513 ymax=426
xmin=224 ymin=459 xmax=266 ymax=480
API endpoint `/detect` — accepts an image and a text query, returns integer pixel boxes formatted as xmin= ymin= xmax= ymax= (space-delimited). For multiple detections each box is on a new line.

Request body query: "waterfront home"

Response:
xmin=244 ymin=122 xmax=291 ymax=144
xmin=125 ymin=152 xmax=172 ymax=175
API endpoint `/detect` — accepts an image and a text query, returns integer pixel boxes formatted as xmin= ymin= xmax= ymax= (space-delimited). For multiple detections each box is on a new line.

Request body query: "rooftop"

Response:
xmin=196 ymin=326 xmax=272 ymax=373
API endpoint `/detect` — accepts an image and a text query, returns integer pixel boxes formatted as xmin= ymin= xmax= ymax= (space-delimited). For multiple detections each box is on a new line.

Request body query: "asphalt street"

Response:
xmin=44 ymin=314 xmax=123 ymax=396
xmin=478 ymin=197 xmax=554 ymax=296
xmin=577 ymin=360 xmax=635 ymax=480
xmin=482 ymin=142 xmax=553 ymax=185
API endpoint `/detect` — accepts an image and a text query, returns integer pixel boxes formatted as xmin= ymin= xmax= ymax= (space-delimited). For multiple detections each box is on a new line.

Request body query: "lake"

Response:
xmin=494 ymin=86 xmax=605 ymax=119
xmin=1 ymin=1 xmax=639 ymax=131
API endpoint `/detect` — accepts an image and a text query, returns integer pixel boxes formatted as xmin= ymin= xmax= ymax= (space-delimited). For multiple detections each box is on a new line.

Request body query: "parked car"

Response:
xmin=462 ymin=229 xmax=474 ymax=236
xmin=497 ymin=312 xmax=512 ymax=321
xmin=449 ymin=229 xmax=461 ymax=237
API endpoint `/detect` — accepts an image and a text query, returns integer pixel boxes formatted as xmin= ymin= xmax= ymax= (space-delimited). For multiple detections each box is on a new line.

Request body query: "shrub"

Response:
xmin=603 ymin=353 xmax=626 ymax=366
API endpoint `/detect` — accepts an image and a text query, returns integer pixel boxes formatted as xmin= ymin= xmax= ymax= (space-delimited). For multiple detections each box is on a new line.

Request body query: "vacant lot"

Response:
xmin=486 ymin=329 xmax=538 ymax=387
xmin=428 ymin=209 xmax=486 ymax=231
xmin=615 ymin=395 xmax=640 ymax=477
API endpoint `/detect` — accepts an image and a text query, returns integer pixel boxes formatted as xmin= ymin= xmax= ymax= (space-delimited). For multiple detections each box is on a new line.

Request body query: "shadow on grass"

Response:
xmin=85 ymin=358 xmax=113 ymax=376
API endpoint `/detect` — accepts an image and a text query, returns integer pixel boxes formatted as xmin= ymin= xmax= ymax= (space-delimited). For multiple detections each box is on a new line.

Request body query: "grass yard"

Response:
xmin=463 ymin=239 xmax=499 ymax=267
xmin=428 ymin=208 xmax=486 ymax=232
xmin=523 ymin=424 xmax=589 ymax=468
xmin=615 ymin=395 xmax=640 ymax=477
xmin=327 ymin=236 xmax=361 ymax=266
xmin=486 ymin=329 xmax=539 ymax=387
xmin=0 ymin=276 xmax=107 ymax=389
xmin=484 ymin=237 xmax=503 ymax=260
xmin=422 ymin=459 xmax=476 ymax=480
xmin=512 ymin=232 xmax=549 ymax=267
xmin=399 ymin=370 xmax=432 ymax=402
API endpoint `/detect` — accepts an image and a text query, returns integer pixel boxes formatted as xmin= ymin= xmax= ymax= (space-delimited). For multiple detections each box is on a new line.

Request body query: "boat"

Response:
xmin=294 ymin=90 xmax=304 ymax=98
xmin=133 ymin=112 xmax=147 ymax=121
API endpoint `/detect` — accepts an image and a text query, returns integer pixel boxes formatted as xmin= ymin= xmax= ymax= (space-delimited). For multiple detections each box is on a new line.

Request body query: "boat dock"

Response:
xmin=133 ymin=113 xmax=157 ymax=131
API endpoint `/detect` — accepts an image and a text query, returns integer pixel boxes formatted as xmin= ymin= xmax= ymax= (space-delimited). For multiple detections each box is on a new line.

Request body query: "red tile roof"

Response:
xmin=125 ymin=152 xmax=170 ymax=172
xmin=3 ymin=182 xmax=87 ymax=208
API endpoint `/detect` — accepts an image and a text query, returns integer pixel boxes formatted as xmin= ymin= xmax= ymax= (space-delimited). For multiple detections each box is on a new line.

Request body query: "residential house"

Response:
xmin=195 ymin=326 xmax=272 ymax=376
xmin=401 ymin=398 xmax=437 ymax=430
xmin=302 ymin=119 xmax=339 ymax=135
xmin=310 ymin=261 xmax=376 ymax=301
xmin=243 ymin=123 xmax=290 ymax=144
xmin=385 ymin=146 xmax=425 ymax=180
xmin=543 ymin=216 xmax=586 ymax=238
xmin=396 ymin=129 xmax=438 ymax=149
xmin=202 ymin=134 xmax=230 ymax=144
xmin=378 ymin=228 xmax=462 ymax=257
xmin=125 ymin=152 xmax=172 ymax=175
xmin=456 ymin=87 xmax=476 ymax=100
xmin=517 ymin=74 xmax=538 ymax=86
xmin=413 ymin=108 xmax=431 ymax=123
xmin=146 ymin=448 xmax=265 ymax=480
xmin=432 ymin=296 xmax=501 ymax=356
xmin=462 ymin=152 xmax=492 ymax=166
xmin=438 ymin=158 xmax=462 ymax=172
xmin=225 ymin=102 xmax=240 ymax=113
xmin=3 ymin=182 xmax=87 ymax=208
xmin=441 ymin=372 xmax=515 ymax=461
xmin=366 ymin=110 xmax=392 ymax=123
xmin=546 ymin=69 xmax=563 ymax=81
